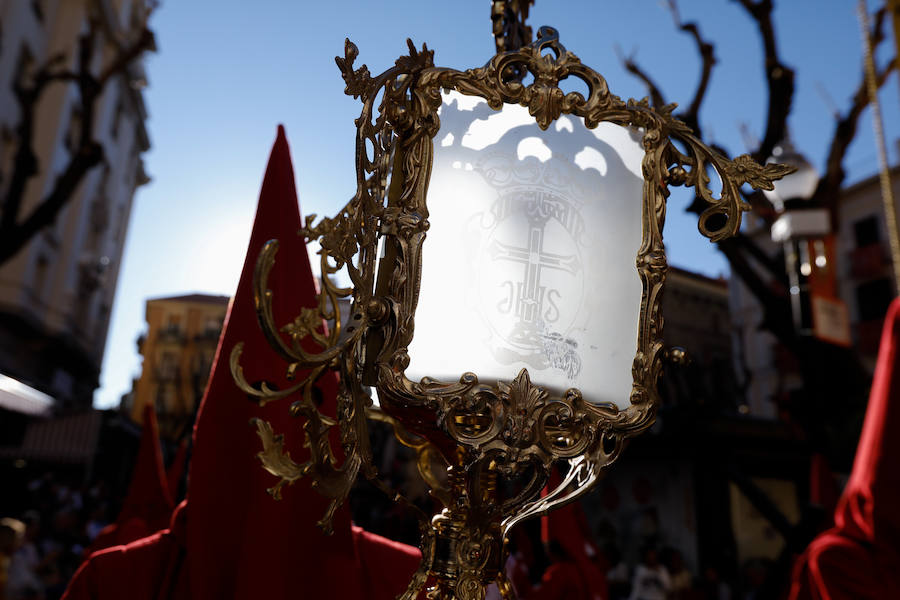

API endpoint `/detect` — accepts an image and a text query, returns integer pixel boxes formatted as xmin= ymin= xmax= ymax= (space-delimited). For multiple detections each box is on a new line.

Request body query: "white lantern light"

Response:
xmin=406 ymin=92 xmax=645 ymax=409
xmin=763 ymin=141 xmax=818 ymax=210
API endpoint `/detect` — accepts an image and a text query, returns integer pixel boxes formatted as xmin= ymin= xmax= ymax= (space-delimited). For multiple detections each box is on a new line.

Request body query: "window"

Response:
xmin=158 ymin=351 xmax=178 ymax=380
xmin=856 ymin=278 xmax=894 ymax=321
xmin=853 ymin=216 xmax=880 ymax=248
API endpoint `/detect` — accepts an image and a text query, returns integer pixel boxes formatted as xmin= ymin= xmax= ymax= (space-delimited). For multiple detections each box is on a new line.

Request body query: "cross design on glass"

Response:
xmin=489 ymin=195 xmax=581 ymax=334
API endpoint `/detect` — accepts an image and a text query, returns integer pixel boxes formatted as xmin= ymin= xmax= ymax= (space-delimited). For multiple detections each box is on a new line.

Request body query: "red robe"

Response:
xmin=528 ymin=562 xmax=589 ymax=600
xmin=540 ymin=470 xmax=608 ymax=600
xmin=789 ymin=298 xmax=900 ymax=599
xmin=86 ymin=405 xmax=173 ymax=554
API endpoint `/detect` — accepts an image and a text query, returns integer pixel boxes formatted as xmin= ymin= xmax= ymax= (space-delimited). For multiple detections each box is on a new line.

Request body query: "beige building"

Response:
xmin=0 ymin=0 xmax=151 ymax=410
xmin=125 ymin=294 xmax=228 ymax=439
xmin=660 ymin=267 xmax=739 ymax=411
xmin=834 ymin=166 xmax=900 ymax=364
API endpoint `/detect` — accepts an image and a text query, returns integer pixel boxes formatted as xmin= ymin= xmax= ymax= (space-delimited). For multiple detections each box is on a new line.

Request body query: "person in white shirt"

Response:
xmin=628 ymin=547 xmax=670 ymax=600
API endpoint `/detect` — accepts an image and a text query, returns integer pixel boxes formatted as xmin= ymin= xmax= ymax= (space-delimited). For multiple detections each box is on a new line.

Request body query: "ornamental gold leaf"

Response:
xmin=252 ymin=418 xmax=305 ymax=501
xmin=394 ymin=38 xmax=434 ymax=72
xmin=502 ymin=369 xmax=547 ymax=416
xmin=335 ymin=39 xmax=373 ymax=99
xmin=729 ymin=154 xmax=798 ymax=191
xmin=281 ymin=306 xmax=322 ymax=340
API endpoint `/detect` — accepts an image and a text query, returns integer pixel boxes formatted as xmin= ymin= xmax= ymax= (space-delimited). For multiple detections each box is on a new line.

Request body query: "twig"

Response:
xmin=818 ymin=7 xmax=894 ymax=212
xmin=617 ymin=44 xmax=667 ymax=109
xmin=665 ymin=0 xmax=717 ymax=134
xmin=734 ymin=0 xmax=795 ymax=164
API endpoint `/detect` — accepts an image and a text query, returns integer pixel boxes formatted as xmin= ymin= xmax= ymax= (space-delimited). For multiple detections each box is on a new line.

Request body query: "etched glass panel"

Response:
xmin=406 ymin=91 xmax=645 ymax=408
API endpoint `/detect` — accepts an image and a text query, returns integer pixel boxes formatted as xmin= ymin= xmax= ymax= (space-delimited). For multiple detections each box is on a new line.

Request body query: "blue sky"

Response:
xmin=94 ymin=0 xmax=900 ymax=408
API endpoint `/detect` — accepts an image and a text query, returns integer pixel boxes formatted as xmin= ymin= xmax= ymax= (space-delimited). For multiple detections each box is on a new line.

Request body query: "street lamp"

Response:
xmin=232 ymin=26 xmax=792 ymax=600
xmin=765 ymin=140 xmax=830 ymax=335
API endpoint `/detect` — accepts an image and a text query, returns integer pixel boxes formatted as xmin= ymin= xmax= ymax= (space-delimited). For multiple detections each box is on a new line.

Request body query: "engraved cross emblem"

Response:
xmin=489 ymin=198 xmax=580 ymax=329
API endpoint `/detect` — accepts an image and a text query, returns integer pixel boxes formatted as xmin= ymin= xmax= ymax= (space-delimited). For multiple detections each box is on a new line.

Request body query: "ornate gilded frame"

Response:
xmin=232 ymin=27 xmax=791 ymax=600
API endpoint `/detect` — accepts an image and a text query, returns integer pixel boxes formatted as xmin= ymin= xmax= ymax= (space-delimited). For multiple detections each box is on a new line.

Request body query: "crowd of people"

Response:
xmin=504 ymin=539 xmax=774 ymax=600
xmin=0 ymin=473 xmax=115 ymax=600
xmin=2 ymin=463 xmax=782 ymax=600
xmin=491 ymin=531 xmax=743 ymax=600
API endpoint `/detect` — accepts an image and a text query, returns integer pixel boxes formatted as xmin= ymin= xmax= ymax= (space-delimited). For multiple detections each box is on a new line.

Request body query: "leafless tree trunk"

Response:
xmin=0 ymin=6 xmax=156 ymax=265
xmin=624 ymin=0 xmax=895 ymax=591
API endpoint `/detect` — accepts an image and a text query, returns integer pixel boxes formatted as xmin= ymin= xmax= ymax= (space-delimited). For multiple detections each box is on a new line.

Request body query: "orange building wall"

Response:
xmin=130 ymin=295 xmax=229 ymax=438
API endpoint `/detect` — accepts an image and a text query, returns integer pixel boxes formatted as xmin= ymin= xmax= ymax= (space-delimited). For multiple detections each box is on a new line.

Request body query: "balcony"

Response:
xmin=850 ymin=244 xmax=890 ymax=280
xmin=157 ymin=324 xmax=185 ymax=344
xmin=153 ymin=363 xmax=179 ymax=382
xmin=193 ymin=327 xmax=222 ymax=343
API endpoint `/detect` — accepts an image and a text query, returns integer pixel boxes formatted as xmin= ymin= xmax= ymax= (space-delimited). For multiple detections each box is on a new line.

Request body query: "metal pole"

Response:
xmin=858 ymin=0 xmax=900 ymax=293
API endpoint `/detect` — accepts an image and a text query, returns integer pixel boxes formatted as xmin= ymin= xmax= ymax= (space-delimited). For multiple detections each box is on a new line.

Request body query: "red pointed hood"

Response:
xmin=87 ymin=404 xmax=173 ymax=553
xmin=185 ymin=125 xmax=360 ymax=599
xmin=121 ymin=404 xmax=174 ymax=525
xmin=834 ymin=298 xmax=900 ymax=550
xmin=541 ymin=470 xmax=608 ymax=600
xmin=63 ymin=126 xmax=422 ymax=600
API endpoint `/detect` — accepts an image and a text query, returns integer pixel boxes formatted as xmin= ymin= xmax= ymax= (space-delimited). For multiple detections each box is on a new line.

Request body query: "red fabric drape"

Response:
xmin=63 ymin=126 xmax=421 ymax=600
xmin=353 ymin=526 xmax=423 ymax=598
xmin=789 ymin=298 xmax=900 ymax=599
xmin=65 ymin=502 xmax=189 ymax=600
xmin=540 ymin=470 xmax=608 ymax=600
xmin=87 ymin=404 xmax=174 ymax=554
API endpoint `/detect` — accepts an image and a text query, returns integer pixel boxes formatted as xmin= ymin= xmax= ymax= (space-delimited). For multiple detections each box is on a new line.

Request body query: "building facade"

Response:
xmin=124 ymin=294 xmax=228 ymax=439
xmin=0 ymin=0 xmax=151 ymax=410
xmin=834 ymin=166 xmax=900 ymax=364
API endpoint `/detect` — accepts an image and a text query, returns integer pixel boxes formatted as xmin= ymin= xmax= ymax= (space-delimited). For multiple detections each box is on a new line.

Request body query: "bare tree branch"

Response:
xmin=665 ymin=0 xmax=717 ymax=134
xmin=730 ymin=231 xmax=789 ymax=285
xmin=818 ymin=7 xmax=894 ymax=213
xmin=619 ymin=47 xmax=667 ymax=109
xmin=99 ymin=27 xmax=156 ymax=85
xmin=718 ymin=236 xmax=796 ymax=349
xmin=735 ymin=0 xmax=795 ymax=164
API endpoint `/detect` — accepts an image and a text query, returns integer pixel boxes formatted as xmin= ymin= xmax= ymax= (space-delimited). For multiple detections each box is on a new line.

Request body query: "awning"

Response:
xmin=0 ymin=373 xmax=54 ymax=416
xmin=0 ymin=410 xmax=103 ymax=464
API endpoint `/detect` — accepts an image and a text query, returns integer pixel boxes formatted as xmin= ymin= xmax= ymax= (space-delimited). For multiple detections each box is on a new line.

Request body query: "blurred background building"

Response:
xmin=121 ymin=293 xmax=228 ymax=440
xmin=0 ymin=0 xmax=151 ymax=413
xmin=836 ymin=166 xmax=900 ymax=362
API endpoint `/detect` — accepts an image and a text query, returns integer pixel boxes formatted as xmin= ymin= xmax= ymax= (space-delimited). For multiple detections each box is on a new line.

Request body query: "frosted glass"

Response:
xmin=405 ymin=92 xmax=645 ymax=409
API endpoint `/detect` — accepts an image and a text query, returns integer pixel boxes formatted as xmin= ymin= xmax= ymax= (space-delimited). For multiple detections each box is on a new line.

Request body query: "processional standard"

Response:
xmin=231 ymin=13 xmax=792 ymax=600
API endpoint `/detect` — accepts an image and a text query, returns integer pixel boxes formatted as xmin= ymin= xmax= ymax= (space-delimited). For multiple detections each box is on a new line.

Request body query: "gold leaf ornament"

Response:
xmin=729 ymin=154 xmax=798 ymax=191
xmin=251 ymin=418 xmax=305 ymax=500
